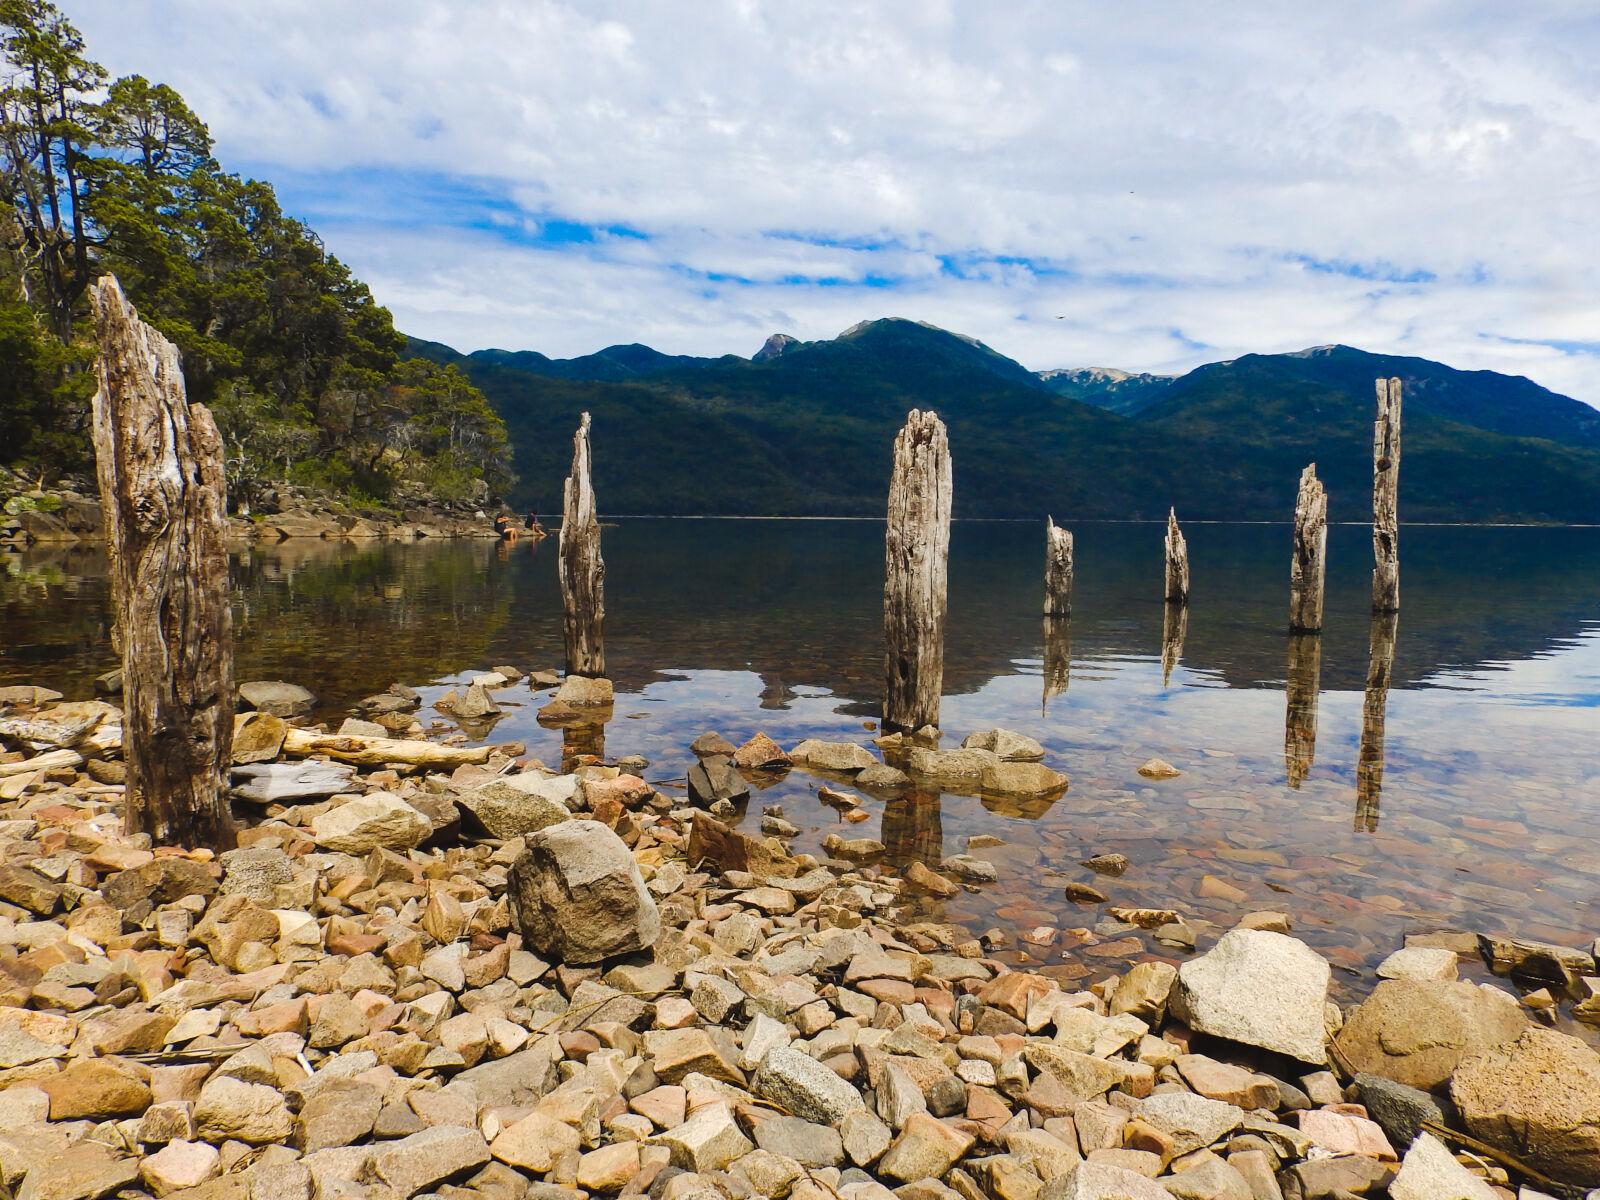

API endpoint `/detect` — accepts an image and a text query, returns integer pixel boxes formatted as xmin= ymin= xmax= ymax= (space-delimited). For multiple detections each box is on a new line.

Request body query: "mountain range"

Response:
xmin=406 ymin=319 xmax=1600 ymax=523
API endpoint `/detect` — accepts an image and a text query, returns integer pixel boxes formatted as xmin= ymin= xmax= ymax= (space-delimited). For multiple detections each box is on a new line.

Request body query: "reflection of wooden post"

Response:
xmin=1290 ymin=464 xmax=1327 ymax=633
xmin=1044 ymin=517 xmax=1073 ymax=616
xmin=1284 ymin=633 xmax=1321 ymax=788
xmin=89 ymin=276 xmax=236 ymax=850
xmin=1372 ymin=378 xmax=1402 ymax=614
xmin=1164 ymin=508 xmax=1189 ymax=604
xmin=884 ymin=409 xmax=952 ymax=732
xmin=1042 ymin=616 xmax=1071 ymax=703
xmin=882 ymin=791 xmax=944 ymax=868
xmin=1161 ymin=601 xmax=1187 ymax=686
xmin=559 ymin=413 xmax=605 ymax=677
xmin=1356 ymin=611 xmax=1398 ymax=831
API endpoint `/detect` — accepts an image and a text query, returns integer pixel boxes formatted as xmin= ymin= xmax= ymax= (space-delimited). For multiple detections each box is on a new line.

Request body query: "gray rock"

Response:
xmin=841 ymin=1111 xmax=892 ymax=1167
xmin=1163 ymin=1159 xmax=1251 ymax=1200
xmin=1389 ymin=1132 xmax=1496 ymax=1200
xmin=1039 ymin=1163 xmax=1175 ymax=1199
xmin=688 ymin=756 xmax=750 ymax=806
xmin=753 ymin=1046 xmax=868 ymax=1124
xmin=457 ymin=776 xmax=576 ymax=839
xmin=230 ymin=760 xmax=356 ymax=803
xmin=453 ymin=683 xmax=501 ymax=720
xmin=789 ymin=740 xmax=878 ymax=772
xmin=1170 ymin=929 xmax=1330 ymax=1064
xmin=906 ymin=746 xmax=998 ymax=778
xmin=854 ymin=764 xmax=911 ymax=789
xmin=961 ymin=729 xmax=1045 ymax=761
xmin=311 ymin=793 xmax=432 ymax=854
xmin=238 ymin=680 xmax=317 ymax=717
xmin=218 ymin=847 xmax=295 ymax=905
xmin=941 ymin=854 xmax=999 ymax=882
xmin=753 ymin=1116 xmax=844 ymax=1168
xmin=508 ymin=820 xmax=661 ymax=963
xmin=1355 ymin=1072 xmax=1451 ymax=1151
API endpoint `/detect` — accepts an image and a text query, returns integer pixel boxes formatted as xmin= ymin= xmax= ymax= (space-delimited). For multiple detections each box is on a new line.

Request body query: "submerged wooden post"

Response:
xmin=1044 ymin=517 xmax=1073 ymax=616
xmin=884 ymin=409 xmax=952 ymax=732
xmin=1284 ymin=633 xmax=1321 ymax=788
xmin=1164 ymin=508 xmax=1189 ymax=604
xmin=89 ymin=275 xmax=236 ymax=850
xmin=1356 ymin=611 xmax=1399 ymax=831
xmin=1290 ymin=463 xmax=1328 ymax=633
xmin=559 ymin=412 xmax=606 ymax=677
xmin=1372 ymin=377 xmax=1402 ymax=613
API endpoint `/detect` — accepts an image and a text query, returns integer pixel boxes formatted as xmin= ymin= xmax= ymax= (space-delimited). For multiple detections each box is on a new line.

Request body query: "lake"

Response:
xmin=4 ymin=519 xmax=1599 ymax=1014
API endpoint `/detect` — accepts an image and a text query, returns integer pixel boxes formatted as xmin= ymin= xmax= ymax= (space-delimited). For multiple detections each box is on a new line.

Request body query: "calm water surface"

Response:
xmin=4 ymin=520 xmax=1599 ymax=1011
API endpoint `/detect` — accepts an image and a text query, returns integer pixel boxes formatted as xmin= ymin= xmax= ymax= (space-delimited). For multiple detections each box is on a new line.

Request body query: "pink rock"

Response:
xmin=1300 ymin=1108 xmax=1397 ymax=1162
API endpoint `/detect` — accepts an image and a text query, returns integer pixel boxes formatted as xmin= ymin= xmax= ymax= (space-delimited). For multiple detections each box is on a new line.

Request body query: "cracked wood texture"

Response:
xmin=559 ymin=412 xmax=606 ymax=677
xmin=1372 ymin=376 xmax=1402 ymax=613
xmin=1164 ymin=507 xmax=1189 ymax=604
xmin=89 ymin=275 xmax=236 ymax=850
xmin=1290 ymin=463 xmax=1328 ymax=632
xmin=883 ymin=409 xmax=951 ymax=732
xmin=1044 ymin=516 xmax=1074 ymax=616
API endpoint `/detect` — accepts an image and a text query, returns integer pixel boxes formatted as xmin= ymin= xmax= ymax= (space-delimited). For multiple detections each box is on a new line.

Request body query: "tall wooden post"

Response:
xmin=1164 ymin=508 xmax=1189 ymax=604
xmin=884 ymin=409 xmax=952 ymax=732
xmin=1044 ymin=516 xmax=1073 ymax=616
xmin=1372 ymin=377 xmax=1402 ymax=613
xmin=1284 ymin=633 xmax=1321 ymax=788
xmin=89 ymin=276 xmax=236 ymax=850
xmin=559 ymin=412 xmax=605 ymax=677
xmin=1356 ymin=611 xmax=1398 ymax=831
xmin=1290 ymin=464 xmax=1328 ymax=633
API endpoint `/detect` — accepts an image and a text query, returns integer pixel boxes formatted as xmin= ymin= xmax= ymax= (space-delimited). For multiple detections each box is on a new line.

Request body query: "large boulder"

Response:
xmin=1169 ymin=929 xmax=1329 ymax=1064
xmin=311 ymin=793 xmax=432 ymax=854
xmin=508 ymin=820 xmax=660 ymax=963
xmin=1333 ymin=979 xmax=1527 ymax=1090
xmin=456 ymin=776 xmax=575 ymax=839
xmin=1450 ymin=1027 xmax=1600 ymax=1187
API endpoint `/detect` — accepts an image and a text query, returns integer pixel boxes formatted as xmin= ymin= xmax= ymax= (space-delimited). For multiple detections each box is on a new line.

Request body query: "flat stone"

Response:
xmin=576 ymin=1142 xmax=640 ymax=1193
xmin=1334 ymin=979 xmax=1528 ymax=1090
xmin=1170 ymin=930 xmax=1330 ymax=1064
xmin=1299 ymin=1109 xmax=1396 ymax=1161
xmin=1389 ymin=1132 xmax=1496 ymax=1200
xmin=1023 ymin=1045 xmax=1123 ymax=1102
xmin=982 ymin=760 xmax=1069 ymax=796
xmin=1375 ymin=946 xmax=1459 ymax=982
xmin=1133 ymin=1093 xmax=1243 ymax=1157
xmin=941 ymin=854 xmax=999 ymax=882
xmin=646 ymin=1027 xmax=745 ymax=1086
xmin=238 ymin=681 xmax=317 ymax=717
xmin=790 ymin=740 xmax=878 ymax=772
xmin=140 ymin=1140 xmax=220 ymax=1198
xmin=311 ymin=793 xmax=431 ymax=854
xmin=754 ymin=1116 xmax=844 ymax=1168
xmin=906 ymin=747 xmax=998 ymax=778
xmin=842 ymin=1110 xmax=893 ymax=1167
xmin=16 ymin=1143 xmax=140 ymax=1200
xmin=754 ymin=1045 xmax=868 ymax=1124
xmin=230 ymin=760 xmax=355 ymax=803
xmin=961 ymin=729 xmax=1045 ymax=760
xmin=40 ymin=1059 xmax=150 ymax=1120
xmin=372 ymin=1126 xmax=491 ymax=1198
xmin=488 ymin=1112 xmax=582 ymax=1172
xmin=457 ymin=776 xmax=575 ymax=839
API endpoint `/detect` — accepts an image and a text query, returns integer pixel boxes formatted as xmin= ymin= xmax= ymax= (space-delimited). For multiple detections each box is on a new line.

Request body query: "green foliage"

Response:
xmin=0 ymin=1 xmax=510 ymax=506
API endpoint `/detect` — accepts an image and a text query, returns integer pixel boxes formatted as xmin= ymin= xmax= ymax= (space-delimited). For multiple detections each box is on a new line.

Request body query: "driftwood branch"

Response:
xmin=89 ymin=275 xmax=236 ymax=850
xmin=559 ymin=412 xmax=605 ymax=678
xmin=1372 ymin=377 xmax=1402 ymax=613
xmin=281 ymin=728 xmax=492 ymax=767
xmin=883 ymin=409 xmax=952 ymax=732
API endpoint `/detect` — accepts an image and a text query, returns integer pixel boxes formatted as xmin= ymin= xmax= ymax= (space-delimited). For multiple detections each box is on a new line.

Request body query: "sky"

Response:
xmin=69 ymin=1 xmax=1600 ymax=404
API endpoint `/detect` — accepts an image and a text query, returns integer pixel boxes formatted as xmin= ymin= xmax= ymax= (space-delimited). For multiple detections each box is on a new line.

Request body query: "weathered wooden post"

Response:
xmin=884 ymin=409 xmax=952 ymax=732
xmin=1284 ymin=633 xmax=1321 ymax=788
xmin=1290 ymin=464 xmax=1327 ymax=633
xmin=1044 ymin=516 xmax=1073 ymax=616
xmin=1164 ymin=508 xmax=1189 ymax=604
xmin=559 ymin=412 xmax=605 ymax=678
xmin=89 ymin=276 xmax=236 ymax=850
xmin=1372 ymin=377 xmax=1402 ymax=613
xmin=1356 ymin=611 xmax=1398 ymax=832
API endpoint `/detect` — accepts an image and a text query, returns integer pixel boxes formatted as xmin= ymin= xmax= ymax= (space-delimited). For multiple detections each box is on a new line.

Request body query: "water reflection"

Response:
xmin=1356 ymin=612 xmax=1399 ymax=832
xmin=1161 ymin=601 xmax=1187 ymax=686
xmin=1042 ymin=616 xmax=1071 ymax=704
xmin=883 ymin=791 xmax=945 ymax=867
xmin=1285 ymin=633 xmax=1322 ymax=788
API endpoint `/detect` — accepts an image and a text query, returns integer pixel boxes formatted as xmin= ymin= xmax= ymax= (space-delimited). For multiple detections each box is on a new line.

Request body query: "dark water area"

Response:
xmin=4 ymin=520 xmax=1599 ymax=1013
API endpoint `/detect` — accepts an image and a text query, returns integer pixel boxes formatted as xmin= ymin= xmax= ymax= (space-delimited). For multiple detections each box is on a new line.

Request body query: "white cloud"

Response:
xmin=68 ymin=0 xmax=1600 ymax=403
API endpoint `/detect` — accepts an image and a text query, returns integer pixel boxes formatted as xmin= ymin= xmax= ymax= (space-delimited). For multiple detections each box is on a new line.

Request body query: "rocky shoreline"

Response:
xmin=0 ymin=675 xmax=1597 ymax=1200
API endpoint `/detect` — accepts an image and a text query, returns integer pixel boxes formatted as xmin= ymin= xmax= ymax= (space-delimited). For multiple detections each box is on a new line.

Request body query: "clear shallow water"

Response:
xmin=4 ymin=520 xmax=1599 ymax=1012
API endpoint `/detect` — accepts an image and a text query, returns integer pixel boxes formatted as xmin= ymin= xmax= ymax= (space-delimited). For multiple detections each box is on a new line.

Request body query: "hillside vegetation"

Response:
xmin=416 ymin=322 xmax=1600 ymax=523
xmin=0 ymin=1 xmax=509 ymax=511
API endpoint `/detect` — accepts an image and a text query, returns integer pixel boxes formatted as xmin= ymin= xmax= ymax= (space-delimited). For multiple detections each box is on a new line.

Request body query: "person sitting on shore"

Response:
xmin=493 ymin=514 xmax=517 ymax=540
